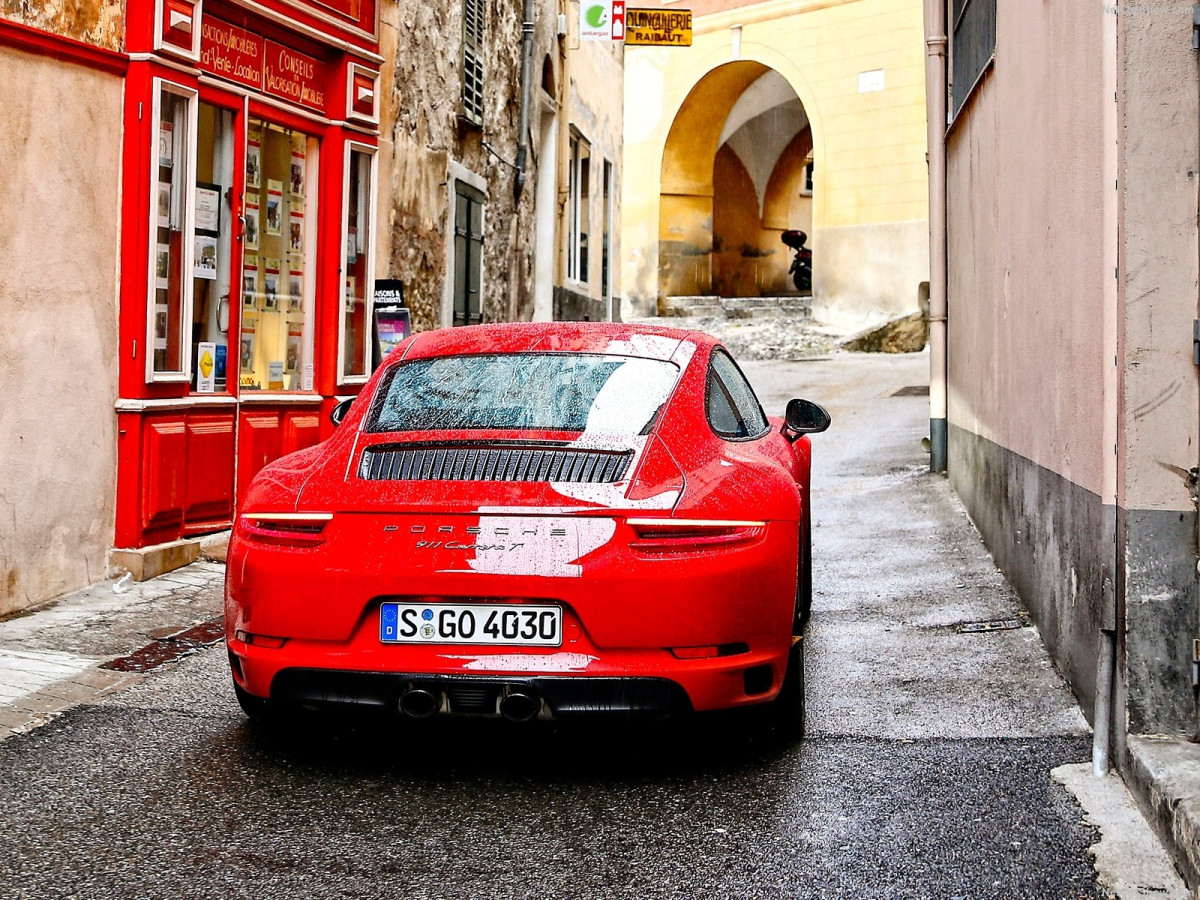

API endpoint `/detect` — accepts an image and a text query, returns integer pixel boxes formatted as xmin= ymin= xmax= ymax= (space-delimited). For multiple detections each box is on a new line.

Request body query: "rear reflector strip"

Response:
xmin=359 ymin=445 xmax=634 ymax=484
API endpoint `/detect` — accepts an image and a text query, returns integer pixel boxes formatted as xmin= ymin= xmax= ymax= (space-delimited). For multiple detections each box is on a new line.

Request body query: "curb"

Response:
xmin=1125 ymin=735 xmax=1200 ymax=897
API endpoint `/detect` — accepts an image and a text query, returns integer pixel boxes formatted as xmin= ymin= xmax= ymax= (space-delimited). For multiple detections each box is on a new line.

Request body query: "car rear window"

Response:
xmin=367 ymin=353 xmax=681 ymax=435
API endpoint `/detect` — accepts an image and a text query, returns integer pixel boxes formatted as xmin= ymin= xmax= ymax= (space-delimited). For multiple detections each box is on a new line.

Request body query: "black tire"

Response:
xmin=798 ymin=528 xmax=812 ymax=629
xmin=233 ymin=680 xmax=273 ymax=721
xmin=759 ymin=637 xmax=806 ymax=740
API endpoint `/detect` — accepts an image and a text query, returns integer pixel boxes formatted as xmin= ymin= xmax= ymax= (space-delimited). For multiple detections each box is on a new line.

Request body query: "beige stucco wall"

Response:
xmin=1119 ymin=8 xmax=1200 ymax=513
xmin=562 ymin=37 xmax=625 ymax=306
xmin=0 ymin=46 xmax=122 ymax=614
xmin=621 ymin=0 xmax=928 ymax=322
xmin=945 ymin=0 xmax=1108 ymax=497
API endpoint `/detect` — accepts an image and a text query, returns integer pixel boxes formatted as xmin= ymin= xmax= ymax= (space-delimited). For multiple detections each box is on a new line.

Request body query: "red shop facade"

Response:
xmin=116 ymin=0 xmax=382 ymax=549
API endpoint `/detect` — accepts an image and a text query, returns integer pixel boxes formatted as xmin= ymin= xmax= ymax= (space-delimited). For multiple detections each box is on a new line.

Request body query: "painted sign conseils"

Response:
xmin=198 ymin=19 xmax=329 ymax=114
xmin=264 ymin=41 xmax=327 ymax=113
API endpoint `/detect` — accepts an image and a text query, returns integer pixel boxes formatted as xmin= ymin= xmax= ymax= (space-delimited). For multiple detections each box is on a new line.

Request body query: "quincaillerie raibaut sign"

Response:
xmin=199 ymin=18 xmax=329 ymax=114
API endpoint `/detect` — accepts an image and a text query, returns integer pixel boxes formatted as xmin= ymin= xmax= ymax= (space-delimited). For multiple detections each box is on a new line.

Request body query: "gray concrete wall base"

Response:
xmin=950 ymin=425 xmax=1200 ymax=738
xmin=1123 ymin=509 xmax=1200 ymax=735
xmin=1124 ymin=735 xmax=1200 ymax=894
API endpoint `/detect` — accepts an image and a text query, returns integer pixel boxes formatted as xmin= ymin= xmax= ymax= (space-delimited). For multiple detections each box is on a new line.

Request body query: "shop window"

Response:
xmin=191 ymin=102 xmax=235 ymax=392
xmin=461 ymin=0 xmax=485 ymax=124
xmin=602 ymin=159 xmax=612 ymax=309
xmin=239 ymin=118 xmax=318 ymax=392
xmin=568 ymin=131 xmax=590 ymax=284
xmin=148 ymin=81 xmax=197 ymax=381
xmin=452 ymin=181 xmax=485 ymax=326
xmin=342 ymin=145 xmax=377 ymax=380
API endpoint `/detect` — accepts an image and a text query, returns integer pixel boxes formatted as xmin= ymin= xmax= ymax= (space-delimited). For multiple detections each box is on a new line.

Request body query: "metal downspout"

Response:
xmin=513 ymin=0 xmax=536 ymax=201
xmin=1093 ymin=0 xmax=1121 ymax=778
xmin=924 ymin=0 xmax=948 ymax=473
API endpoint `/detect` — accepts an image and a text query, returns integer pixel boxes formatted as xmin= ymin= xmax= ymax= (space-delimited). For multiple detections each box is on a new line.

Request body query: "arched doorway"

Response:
xmin=659 ymin=63 xmax=814 ymax=299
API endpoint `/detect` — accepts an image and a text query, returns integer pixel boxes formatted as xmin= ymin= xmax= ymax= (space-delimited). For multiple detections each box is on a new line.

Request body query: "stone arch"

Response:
xmin=658 ymin=61 xmax=817 ymax=299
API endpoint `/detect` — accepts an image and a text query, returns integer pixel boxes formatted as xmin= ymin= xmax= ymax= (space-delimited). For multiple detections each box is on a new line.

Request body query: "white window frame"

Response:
xmin=567 ymin=130 xmax=590 ymax=286
xmin=337 ymin=140 xmax=379 ymax=385
xmin=146 ymin=78 xmax=199 ymax=384
xmin=441 ymin=160 xmax=488 ymax=328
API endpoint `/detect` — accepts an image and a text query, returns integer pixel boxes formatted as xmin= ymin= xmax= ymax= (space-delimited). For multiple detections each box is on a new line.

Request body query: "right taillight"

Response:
xmin=240 ymin=512 xmax=333 ymax=547
xmin=627 ymin=518 xmax=765 ymax=552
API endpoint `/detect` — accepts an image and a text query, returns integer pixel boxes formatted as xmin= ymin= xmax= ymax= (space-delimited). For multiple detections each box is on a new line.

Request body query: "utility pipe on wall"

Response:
xmin=924 ymin=0 xmax=949 ymax=474
xmin=1093 ymin=0 xmax=1121 ymax=779
xmin=513 ymin=0 xmax=536 ymax=200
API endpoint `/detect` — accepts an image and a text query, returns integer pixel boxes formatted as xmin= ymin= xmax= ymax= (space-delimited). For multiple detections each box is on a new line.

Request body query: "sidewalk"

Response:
xmin=0 ymin=560 xmax=224 ymax=741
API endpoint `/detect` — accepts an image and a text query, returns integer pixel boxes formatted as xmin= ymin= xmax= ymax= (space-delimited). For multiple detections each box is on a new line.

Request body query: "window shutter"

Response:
xmin=461 ymin=0 xmax=485 ymax=123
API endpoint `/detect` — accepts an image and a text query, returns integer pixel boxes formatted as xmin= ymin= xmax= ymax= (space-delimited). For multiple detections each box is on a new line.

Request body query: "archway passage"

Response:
xmin=659 ymin=63 xmax=813 ymax=299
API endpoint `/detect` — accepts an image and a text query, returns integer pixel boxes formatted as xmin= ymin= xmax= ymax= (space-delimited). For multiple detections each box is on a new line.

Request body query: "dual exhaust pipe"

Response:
xmin=398 ymin=685 xmax=541 ymax=723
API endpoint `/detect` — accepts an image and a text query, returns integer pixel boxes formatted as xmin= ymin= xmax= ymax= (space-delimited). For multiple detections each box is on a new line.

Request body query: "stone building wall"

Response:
xmin=382 ymin=0 xmax=555 ymax=330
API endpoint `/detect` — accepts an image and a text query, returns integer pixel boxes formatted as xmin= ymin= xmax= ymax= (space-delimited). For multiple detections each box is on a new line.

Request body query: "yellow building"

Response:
xmin=621 ymin=0 xmax=929 ymax=324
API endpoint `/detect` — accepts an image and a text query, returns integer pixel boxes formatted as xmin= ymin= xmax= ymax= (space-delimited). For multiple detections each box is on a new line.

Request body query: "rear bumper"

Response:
xmin=228 ymin=636 xmax=783 ymax=715
xmin=263 ymin=667 xmax=693 ymax=717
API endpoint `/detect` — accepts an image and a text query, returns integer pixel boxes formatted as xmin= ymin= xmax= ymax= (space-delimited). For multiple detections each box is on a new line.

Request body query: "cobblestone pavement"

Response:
xmin=625 ymin=313 xmax=843 ymax=361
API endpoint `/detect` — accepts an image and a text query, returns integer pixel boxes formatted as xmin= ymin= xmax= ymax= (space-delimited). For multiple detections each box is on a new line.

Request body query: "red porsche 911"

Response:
xmin=225 ymin=322 xmax=830 ymax=734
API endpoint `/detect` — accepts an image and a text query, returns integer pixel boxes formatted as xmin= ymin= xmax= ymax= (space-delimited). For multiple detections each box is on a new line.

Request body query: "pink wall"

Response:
xmin=945 ymin=0 xmax=1108 ymax=497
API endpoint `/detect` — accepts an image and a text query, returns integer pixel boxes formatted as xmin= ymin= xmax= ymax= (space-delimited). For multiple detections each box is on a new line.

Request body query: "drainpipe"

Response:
xmin=924 ymin=0 xmax=948 ymax=474
xmin=513 ymin=0 xmax=536 ymax=201
xmin=1093 ymin=0 xmax=1120 ymax=777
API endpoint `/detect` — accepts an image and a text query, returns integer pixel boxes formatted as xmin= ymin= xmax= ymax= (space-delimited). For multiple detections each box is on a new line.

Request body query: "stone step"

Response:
xmin=659 ymin=295 xmax=812 ymax=319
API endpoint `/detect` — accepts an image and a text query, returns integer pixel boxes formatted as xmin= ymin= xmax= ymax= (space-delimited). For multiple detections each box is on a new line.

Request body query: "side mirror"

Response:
xmin=784 ymin=398 xmax=831 ymax=438
xmin=330 ymin=397 xmax=354 ymax=427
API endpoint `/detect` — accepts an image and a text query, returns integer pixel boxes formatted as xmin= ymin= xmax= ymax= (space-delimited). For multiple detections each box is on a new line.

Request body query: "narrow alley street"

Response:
xmin=0 ymin=349 xmax=1174 ymax=899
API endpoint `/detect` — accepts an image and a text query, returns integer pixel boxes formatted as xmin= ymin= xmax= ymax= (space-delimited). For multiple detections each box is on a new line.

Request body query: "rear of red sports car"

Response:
xmin=225 ymin=322 xmax=813 ymax=724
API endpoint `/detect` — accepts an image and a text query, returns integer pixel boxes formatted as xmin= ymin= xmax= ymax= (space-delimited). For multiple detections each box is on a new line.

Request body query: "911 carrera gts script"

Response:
xmin=415 ymin=540 xmax=525 ymax=552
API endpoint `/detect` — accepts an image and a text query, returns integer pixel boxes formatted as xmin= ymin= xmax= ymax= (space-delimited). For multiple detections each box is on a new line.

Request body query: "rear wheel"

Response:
xmin=759 ymin=637 xmax=806 ymax=740
xmin=798 ymin=528 xmax=812 ymax=629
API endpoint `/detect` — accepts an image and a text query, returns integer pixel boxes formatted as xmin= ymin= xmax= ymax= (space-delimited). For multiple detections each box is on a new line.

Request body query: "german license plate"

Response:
xmin=380 ymin=603 xmax=562 ymax=646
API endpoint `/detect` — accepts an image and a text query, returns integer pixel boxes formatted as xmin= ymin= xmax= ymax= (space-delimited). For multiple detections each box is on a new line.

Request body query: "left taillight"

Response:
xmin=626 ymin=518 xmax=766 ymax=552
xmin=240 ymin=512 xmax=333 ymax=547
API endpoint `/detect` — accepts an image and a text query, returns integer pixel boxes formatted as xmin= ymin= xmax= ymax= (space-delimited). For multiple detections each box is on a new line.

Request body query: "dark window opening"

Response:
xmin=951 ymin=0 xmax=996 ymax=116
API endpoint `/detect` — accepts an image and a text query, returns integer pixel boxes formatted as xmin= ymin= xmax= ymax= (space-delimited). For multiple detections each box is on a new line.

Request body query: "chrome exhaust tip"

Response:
xmin=399 ymin=687 xmax=441 ymax=719
xmin=498 ymin=690 xmax=541 ymax=723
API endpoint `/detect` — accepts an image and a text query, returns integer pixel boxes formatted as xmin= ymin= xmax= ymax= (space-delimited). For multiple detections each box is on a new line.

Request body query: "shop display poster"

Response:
xmin=265 ymin=180 xmax=283 ymax=235
xmin=195 ymin=182 xmax=221 ymax=234
xmin=290 ymin=149 xmax=305 ymax=196
xmin=194 ymin=235 xmax=218 ymax=280
xmin=244 ymin=201 xmax=259 ymax=249
xmin=157 ymin=182 xmax=171 ymax=228
xmin=263 ymin=257 xmax=280 ymax=311
xmin=286 ymin=325 xmax=302 ymax=373
xmin=268 ymin=360 xmax=285 ymax=390
xmin=197 ymin=342 xmax=217 ymax=392
xmin=155 ymin=244 xmax=170 ymax=289
xmin=240 ymin=319 xmax=256 ymax=373
xmin=246 ymin=136 xmax=261 ymax=189
xmin=158 ymin=121 xmax=173 ymax=168
xmin=289 ymin=209 xmax=304 ymax=253
xmin=242 ymin=253 xmax=259 ymax=305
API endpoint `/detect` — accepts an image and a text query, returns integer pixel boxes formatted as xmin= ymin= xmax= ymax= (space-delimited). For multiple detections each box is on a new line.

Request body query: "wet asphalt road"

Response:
xmin=0 ymin=351 xmax=1102 ymax=899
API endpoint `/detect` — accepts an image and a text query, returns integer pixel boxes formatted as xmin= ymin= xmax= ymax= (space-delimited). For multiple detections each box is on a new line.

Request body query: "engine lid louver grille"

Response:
xmin=359 ymin=445 xmax=634 ymax=484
